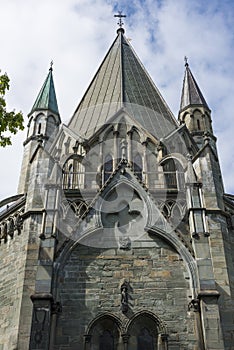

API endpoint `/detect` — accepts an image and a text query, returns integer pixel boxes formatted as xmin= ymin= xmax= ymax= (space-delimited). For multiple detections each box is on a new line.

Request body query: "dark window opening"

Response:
xmin=104 ymin=155 xmax=113 ymax=183
xmin=99 ymin=329 xmax=114 ymax=350
xmin=137 ymin=327 xmax=154 ymax=350
xmin=133 ymin=154 xmax=143 ymax=181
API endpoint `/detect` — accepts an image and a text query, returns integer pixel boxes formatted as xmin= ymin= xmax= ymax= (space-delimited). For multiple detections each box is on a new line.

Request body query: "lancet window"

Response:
xmin=133 ymin=154 xmax=143 ymax=181
xmin=103 ymin=154 xmax=113 ymax=183
xmin=62 ymin=156 xmax=85 ymax=190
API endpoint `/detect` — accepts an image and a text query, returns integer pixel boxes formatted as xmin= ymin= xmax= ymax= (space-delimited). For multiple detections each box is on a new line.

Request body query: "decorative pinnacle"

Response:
xmin=184 ymin=56 xmax=189 ymax=67
xmin=114 ymin=11 xmax=126 ymax=28
xmin=49 ymin=60 xmax=54 ymax=71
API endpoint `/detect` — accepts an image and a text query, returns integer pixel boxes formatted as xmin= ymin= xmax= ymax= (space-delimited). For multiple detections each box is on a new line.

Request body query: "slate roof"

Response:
xmin=180 ymin=63 xmax=209 ymax=112
xmin=69 ymin=28 xmax=178 ymax=139
xmin=30 ymin=67 xmax=59 ymax=116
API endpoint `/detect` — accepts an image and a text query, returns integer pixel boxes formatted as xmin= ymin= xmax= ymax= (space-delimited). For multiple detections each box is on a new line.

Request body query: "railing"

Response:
xmin=62 ymin=171 xmax=185 ymax=191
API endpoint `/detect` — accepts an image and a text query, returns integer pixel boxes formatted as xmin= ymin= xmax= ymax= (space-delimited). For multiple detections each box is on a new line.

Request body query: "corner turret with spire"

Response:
xmin=178 ymin=58 xmax=214 ymax=147
xmin=25 ymin=62 xmax=61 ymax=146
xmin=18 ymin=63 xmax=61 ymax=193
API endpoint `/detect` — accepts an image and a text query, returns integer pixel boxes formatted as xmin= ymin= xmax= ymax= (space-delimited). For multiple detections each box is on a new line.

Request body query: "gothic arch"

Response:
xmin=46 ymin=115 xmax=57 ymax=137
xmin=62 ymin=154 xmax=85 ymax=189
xmin=126 ymin=311 xmax=167 ymax=335
xmin=85 ymin=313 xmax=122 ymax=349
xmin=33 ymin=113 xmax=46 ymax=135
xmin=159 ymin=153 xmax=187 ymax=170
xmin=86 ymin=313 xmax=123 ymax=335
xmin=103 ymin=126 xmax=114 ymax=141
xmin=146 ymin=226 xmax=198 ymax=294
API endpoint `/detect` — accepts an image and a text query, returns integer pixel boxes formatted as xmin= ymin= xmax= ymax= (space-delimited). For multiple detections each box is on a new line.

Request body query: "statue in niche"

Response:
xmin=121 ymin=281 xmax=129 ymax=313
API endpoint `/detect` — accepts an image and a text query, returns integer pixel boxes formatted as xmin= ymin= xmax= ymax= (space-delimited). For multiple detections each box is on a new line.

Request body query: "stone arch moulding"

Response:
xmin=159 ymin=152 xmax=188 ymax=170
xmin=126 ymin=310 xmax=168 ymax=349
xmin=146 ymin=226 xmax=198 ymax=296
xmin=84 ymin=312 xmax=123 ymax=348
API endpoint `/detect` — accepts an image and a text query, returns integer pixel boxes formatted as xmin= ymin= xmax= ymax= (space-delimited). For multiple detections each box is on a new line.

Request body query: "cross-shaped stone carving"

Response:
xmin=107 ymin=202 xmax=140 ymax=233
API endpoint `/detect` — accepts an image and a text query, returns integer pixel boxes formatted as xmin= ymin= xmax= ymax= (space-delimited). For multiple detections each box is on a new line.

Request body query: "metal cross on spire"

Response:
xmin=49 ymin=60 xmax=54 ymax=71
xmin=114 ymin=11 xmax=126 ymax=28
xmin=184 ymin=56 xmax=189 ymax=66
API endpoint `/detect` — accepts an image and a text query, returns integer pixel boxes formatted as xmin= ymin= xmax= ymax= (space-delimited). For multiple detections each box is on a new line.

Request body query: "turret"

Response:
xmin=178 ymin=60 xmax=214 ymax=147
xmin=18 ymin=64 xmax=61 ymax=193
xmin=25 ymin=63 xmax=61 ymax=146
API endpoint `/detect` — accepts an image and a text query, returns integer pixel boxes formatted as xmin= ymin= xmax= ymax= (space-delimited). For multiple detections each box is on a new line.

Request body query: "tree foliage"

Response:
xmin=0 ymin=71 xmax=24 ymax=146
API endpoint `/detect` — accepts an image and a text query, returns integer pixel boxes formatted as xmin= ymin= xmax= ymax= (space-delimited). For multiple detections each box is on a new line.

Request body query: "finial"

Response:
xmin=114 ymin=11 xmax=126 ymax=32
xmin=184 ymin=56 xmax=189 ymax=67
xmin=49 ymin=60 xmax=54 ymax=71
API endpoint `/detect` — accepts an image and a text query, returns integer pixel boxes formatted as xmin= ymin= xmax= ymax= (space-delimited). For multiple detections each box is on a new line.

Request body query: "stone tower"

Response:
xmin=0 ymin=26 xmax=234 ymax=350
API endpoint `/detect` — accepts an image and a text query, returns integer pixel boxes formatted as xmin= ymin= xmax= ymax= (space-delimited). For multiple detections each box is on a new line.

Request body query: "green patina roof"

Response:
xmin=30 ymin=67 xmax=59 ymax=116
xmin=69 ymin=28 xmax=178 ymax=139
xmin=180 ymin=63 xmax=209 ymax=112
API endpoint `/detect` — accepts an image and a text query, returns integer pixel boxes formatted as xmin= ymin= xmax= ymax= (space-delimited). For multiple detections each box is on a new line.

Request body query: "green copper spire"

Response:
xmin=30 ymin=63 xmax=59 ymax=116
xmin=180 ymin=60 xmax=209 ymax=112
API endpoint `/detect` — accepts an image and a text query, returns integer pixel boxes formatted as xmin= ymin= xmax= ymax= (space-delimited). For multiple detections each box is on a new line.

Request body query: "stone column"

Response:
xmin=158 ymin=333 xmax=168 ymax=350
xmin=198 ymin=291 xmax=224 ymax=349
xmin=30 ymin=293 xmax=53 ymax=350
xmin=84 ymin=334 xmax=91 ymax=350
xmin=122 ymin=333 xmax=130 ymax=350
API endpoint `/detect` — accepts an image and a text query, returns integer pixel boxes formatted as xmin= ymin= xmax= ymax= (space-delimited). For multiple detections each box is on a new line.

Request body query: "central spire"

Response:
xmin=68 ymin=28 xmax=178 ymax=138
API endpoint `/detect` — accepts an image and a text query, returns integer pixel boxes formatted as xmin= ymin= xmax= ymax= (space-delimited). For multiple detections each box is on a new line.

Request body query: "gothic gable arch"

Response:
xmin=146 ymin=226 xmax=198 ymax=294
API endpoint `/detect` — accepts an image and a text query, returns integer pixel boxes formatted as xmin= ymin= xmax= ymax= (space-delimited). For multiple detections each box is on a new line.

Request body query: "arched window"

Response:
xmin=68 ymin=164 xmax=73 ymax=189
xmin=138 ymin=328 xmax=154 ymax=350
xmin=87 ymin=315 xmax=120 ymax=350
xmin=103 ymin=154 xmax=113 ymax=183
xmin=33 ymin=114 xmax=45 ymax=135
xmin=99 ymin=329 xmax=114 ymax=350
xmin=62 ymin=156 xmax=85 ymax=190
xmin=8 ymin=219 xmax=14 ymax=238
xmin=127 ymin=313 xmax=160 ymax=350
xmin=133 ymin=154 xmax=143 ymax=181
xmin=37 ymin=122 xmax=41 ymax=134
xmin=46 ymin=115 xmax=56 ymax=137
xmin=163 ymin=159 xmax=176 ymax=189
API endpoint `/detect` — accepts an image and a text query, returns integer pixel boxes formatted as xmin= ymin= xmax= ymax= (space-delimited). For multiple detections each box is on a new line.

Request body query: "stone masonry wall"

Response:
xmin=54 ymin=233 xmax=198 ymax=349
xmin=0 ymin=227 xmax=28 ymax=350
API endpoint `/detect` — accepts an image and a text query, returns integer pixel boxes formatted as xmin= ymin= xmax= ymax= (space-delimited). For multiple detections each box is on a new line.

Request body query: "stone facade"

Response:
xmin=0 ymin=27 xmax=234 ymax=350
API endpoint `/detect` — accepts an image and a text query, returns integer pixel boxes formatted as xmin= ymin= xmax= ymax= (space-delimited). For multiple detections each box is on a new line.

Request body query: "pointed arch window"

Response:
xmin=103 ymin=154 xmax=113 ymax=183
xmin=127 ymin=313 xmax=162 ymax=350
xmin=37 ymin=122 xmax=42 ymax=135
xmin=99 ymin=329 xmax=114 ymax=350
xmin=133 ymin=154 xmax=143 ymax=181
xmin=62 ymin=156 xmax=85 ymax=190
xmin=86 ymin=315 xmax=121 ymax=350
xmin=138 ymin=328 xmax=154 ymax=350
xmin=67 ymin=164 xmax=73 ymax=189
xmin=163 ymin=159 xmax=176 ymax=189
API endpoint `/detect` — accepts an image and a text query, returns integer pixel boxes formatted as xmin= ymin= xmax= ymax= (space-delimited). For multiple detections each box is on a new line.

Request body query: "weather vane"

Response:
xmin=114 ymin=11 xmax=126 ymax=28
xmin=184 ymin=56 xmax=189 ymax=66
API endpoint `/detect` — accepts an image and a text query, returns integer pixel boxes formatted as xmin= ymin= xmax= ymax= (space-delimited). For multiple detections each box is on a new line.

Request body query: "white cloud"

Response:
xmin=0 ymin=0 xmax=233 ymax=199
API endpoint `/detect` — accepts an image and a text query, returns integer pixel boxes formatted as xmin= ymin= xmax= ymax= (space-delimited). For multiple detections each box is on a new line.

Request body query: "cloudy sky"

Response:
xmin=0 ymin=0 xmax=234 ymax=199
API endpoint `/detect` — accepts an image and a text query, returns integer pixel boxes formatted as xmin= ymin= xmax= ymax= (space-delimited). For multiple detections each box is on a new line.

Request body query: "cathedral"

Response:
xmin=0 ymin=22 xmax=234 ymax=350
